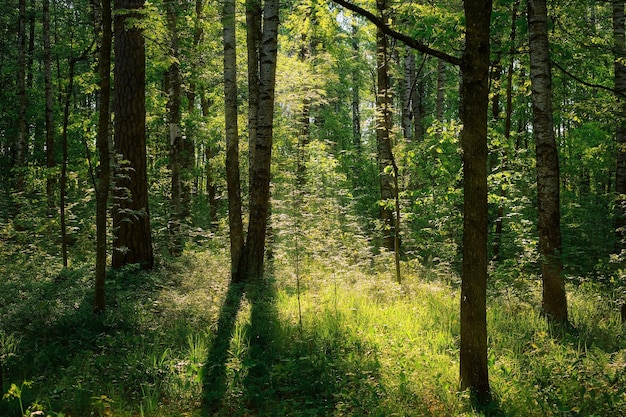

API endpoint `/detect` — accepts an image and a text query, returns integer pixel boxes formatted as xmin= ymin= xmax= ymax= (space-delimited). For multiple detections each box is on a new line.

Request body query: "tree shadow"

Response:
xmin=202 ymin=279 xmax=246 ymax=413
xmin=202 ymin=276 xmax=384 ymax=416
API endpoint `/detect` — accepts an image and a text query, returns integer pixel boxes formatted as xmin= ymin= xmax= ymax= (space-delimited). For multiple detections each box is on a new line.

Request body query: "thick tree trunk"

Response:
xmin=237 ymin=0 xmax=279 ymax=281
xmin=94 ymin=0 xmax=112 ymax=314
xmin=112 ymin=0 xmax=154 ymax=270
xmin=528 ymin=0 xmax=568 ymax=323
xmin=459 ymin=0 xmax=492 ymax=403
xmin=224 ymin=0 xmax=244 ymax=277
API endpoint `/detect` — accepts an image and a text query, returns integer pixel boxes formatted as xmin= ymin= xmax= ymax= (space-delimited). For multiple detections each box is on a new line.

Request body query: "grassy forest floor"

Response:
xmin=2 ymin=239 xmax=626 ymax=417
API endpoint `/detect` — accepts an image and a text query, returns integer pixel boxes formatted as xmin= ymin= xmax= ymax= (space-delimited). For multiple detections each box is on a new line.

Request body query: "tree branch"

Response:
xmin=331 ymin=0 xmax=462 ymax=66
xmin=553 ymin=60 xmax=626 ymax=100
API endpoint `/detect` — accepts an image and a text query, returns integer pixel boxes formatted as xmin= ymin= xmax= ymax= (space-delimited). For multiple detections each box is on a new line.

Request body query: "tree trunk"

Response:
xmin=16 ymin=0 xmax=27 ymax=190
xmin=436 ymin=58 xmax=446 ymax=126
xmin=224 ymin=0 xmax=244 ymax=277
xmin=60 ymin=60 xmax=76 ymax=269
xmin=112 ymin=0 xmax=154 ymax=270
xmin=528 ymin=0 xmax=568 ymax=323
xmin=352 ymin=22 xmax=361 ymax=150
xmin=493 ymin=0 xmax=520 ymax=262
xmin=459 ymin=0 xmax=492 ymax=403
xmin=44 ymin=0 xmax=55 ymax=210
xmin=237 ymin=0 xmax=279 ymax=281
xmin=402 ymin=45 xmax=414 ymax=141
xmin=614 ymin=1 xmax=626 ymax=248
xmin=167 ymin=0 xmax=185 ymax=256
xmin=246 ymin=0 xmax=261 ymax=183
xmin=200 ymin=95 xmax=218 ymax=228
xmin=94 ymin=0 xmax=112 ymax=314
xmin=375 ymin=0 xmax=398 ymax=253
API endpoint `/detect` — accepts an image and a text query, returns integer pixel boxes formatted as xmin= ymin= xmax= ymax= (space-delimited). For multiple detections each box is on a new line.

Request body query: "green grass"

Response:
xmin=1 ymin=245 xmax=626 ymax=416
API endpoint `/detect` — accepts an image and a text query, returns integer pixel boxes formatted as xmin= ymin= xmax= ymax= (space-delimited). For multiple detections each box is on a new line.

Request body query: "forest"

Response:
xmin=1 ymin=0 xmax=626 ymax=415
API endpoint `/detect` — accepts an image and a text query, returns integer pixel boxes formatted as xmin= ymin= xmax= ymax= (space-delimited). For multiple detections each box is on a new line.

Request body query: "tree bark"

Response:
xmin=237 ymin=0 xmax=279 ymax=281
xmin=166 ymin=0 xmax=185 ymax=256
xmin=44 ymin=0 xmax=55 ymax=210
xmin=436 ymin=58 xmax=446 ymax=126
xmin=112 ymin=0 xmax=154 ymax=270
xmin=493 ymin=0 xmax=520 ymax=262
xmin=94 ymin=0 xmax=112 ymax=314
xmin=246 ymin=0 xmax=261 ymax=183
xmin=614 ymin=1 xmax=626 ymax=247
xmin=351 ymin=22 xmax=362 ymax=150
xmin=459 ymin=0 xmax=492 ymax=403
xmin=224 ymin=0 xmax=244 ymax=277
xmin=375 ymin=0 xmax=398 ymax=253
xmin=16 ymin=0 xmax=27 ymax=190
xmin=528 ymin=0 xmax=568 ymax=323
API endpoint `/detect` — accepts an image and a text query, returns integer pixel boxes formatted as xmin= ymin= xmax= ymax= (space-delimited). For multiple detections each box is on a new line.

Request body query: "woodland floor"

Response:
xmin=1 ymin=239 xmax=626 ymax=416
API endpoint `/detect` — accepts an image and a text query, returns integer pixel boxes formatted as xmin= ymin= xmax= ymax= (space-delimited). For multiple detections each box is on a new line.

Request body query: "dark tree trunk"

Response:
xmin=376 ymin=0 xmax=398 ymax=253
xmin=44 ymin=0 xmax=55 ymax=210
xmin=246 ymin=0 xmax=261 ymax=183
xmin=493 ymin=0 xmax=520 ymax=262
xmin=436 ymin=58 xmax=446 ymax=126
xmin=60 ymin=60 xmax=76 ymax=269
xmin=224 ymin=0 xmax=244 ymax=277
xmin=16 ymin=0 xmax=27 ymax=190
xmin=94 ymin=0 xmax=112 ymax=314
xmin=614 ymin=1 xmax=626 ymax=246
xmin=528 ymin=0 xmax=568 ymax=323
xmin=459 ymin=0 xmax=492 ymax=403
xmin=112 ymin=0 xmax=154 ymax=270
xmin=351 ymin=22 xmax=361 ymax=150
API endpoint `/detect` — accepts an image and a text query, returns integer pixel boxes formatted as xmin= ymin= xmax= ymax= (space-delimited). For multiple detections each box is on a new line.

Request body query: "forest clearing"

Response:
xmin=2 ymin=237 xmax=626 ymax=417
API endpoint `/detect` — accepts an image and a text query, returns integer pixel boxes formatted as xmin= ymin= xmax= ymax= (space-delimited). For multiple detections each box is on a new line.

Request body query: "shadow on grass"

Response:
xmin=202 ymin=276 xmax=384 ymax=416
xmin=0 ymin=262 xmax=188 ymax=416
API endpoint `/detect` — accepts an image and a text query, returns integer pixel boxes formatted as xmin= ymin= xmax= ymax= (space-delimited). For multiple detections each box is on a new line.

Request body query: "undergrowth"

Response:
xmin=1 ymin=245 xmax=626 ymax=416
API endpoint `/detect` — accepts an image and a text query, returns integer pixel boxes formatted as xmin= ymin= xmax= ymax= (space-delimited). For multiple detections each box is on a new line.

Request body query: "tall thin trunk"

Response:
xmin=112 ymin=0 xmax=154 ymax=270
xmin=528 ymin=0 xmax=568 ymax=323
xmin=94 ymin=0 xmax=112 ymax=314
xmin=166 ymin=0 xmax=184 ymax=256
xmin=224 ymin=0 xmax=244 ymax=276
xmin=614 ymin=1 xmax=626 ymax=246
xmin=60 ymin=60 xmax=76 ymax=269
xmin=351 ymin=22 xmax=361 ymax=150
xmin=200 ymin=95 xmax=218 ymax=228
xmin=297 ymin=24 xmax=311 ymax=186
xmin=402 ymin=45 xmax=414 ymax=141
xmin=376 ymin=0 xmax=398 ymax=253
xmin=493 ymin=0 xmax=520 ymax=261
xmin=436 ymin=58 xmax=446 ymax=126
xmin=237 ymin=0 xmax=279 ymax=281
xmin=16 ymin=0 xmax=27 ymax=190
xmin=246 ymin=0 xmax=261 ymax=182
xmin=459 ymin=0 xmax=492 ymax=403
xmin=44 ymin=0 xmax=55 ymax=210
